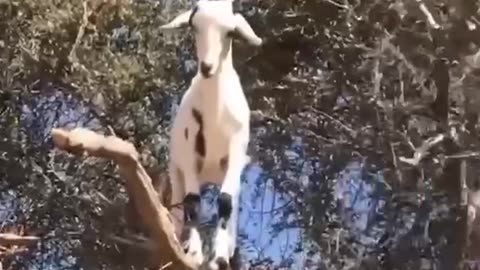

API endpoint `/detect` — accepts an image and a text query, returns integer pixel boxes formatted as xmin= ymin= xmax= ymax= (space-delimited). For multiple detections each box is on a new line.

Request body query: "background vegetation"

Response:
xmin=2 ymin=0 xmax=480 ymax=269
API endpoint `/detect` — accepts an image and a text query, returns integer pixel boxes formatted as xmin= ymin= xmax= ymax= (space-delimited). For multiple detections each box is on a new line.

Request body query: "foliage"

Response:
xmin=2 ymin=0 xmax=480 ymax=269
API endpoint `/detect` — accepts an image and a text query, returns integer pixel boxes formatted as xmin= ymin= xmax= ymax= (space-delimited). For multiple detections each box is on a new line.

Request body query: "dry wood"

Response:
xmin=51 ymin=127 xmax=197 ymax=270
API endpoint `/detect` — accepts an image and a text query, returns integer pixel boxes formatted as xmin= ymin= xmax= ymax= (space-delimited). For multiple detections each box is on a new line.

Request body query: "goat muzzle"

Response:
xmin=200 ymin=61 xmax=214 ymax=77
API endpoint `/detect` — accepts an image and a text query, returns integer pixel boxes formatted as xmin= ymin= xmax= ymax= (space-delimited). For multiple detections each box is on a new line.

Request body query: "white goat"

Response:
xmin=160 ymin=0 xmax=262 ymax=269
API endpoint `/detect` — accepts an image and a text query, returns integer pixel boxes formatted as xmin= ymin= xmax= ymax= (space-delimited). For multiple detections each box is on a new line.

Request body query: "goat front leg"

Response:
xmin=210 ymin=136 xmax=249 ymax=270
xmin=169 ymin=159 xmax=204 ymax=266
xmin=181 ymin=166 xmax=204 ymax=265
xmin=170 ymin=151 xmax=203 ymax=265
xmin=183 ymin=168 xmax=201 ymax=225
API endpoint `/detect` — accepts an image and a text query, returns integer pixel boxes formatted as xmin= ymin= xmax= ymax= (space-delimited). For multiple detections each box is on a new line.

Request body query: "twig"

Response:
xmin=51 ymin=127 xmax=197 ymax=270
xmin=0 ymin=233 xmax=39 ymax=246
xmin=324 ymin=0 xmax=348 ymax=9
xmin=335 ymin=228 xmax=342 ymax=253
xmin=315 ymin=109 xmax=357 ymax=138
xmin=373 ymin=58 xmax=383 ymax=97
xmin=459 ymin=160 xmax=469 ymax=267
xmin=160 ymin=262 xmax=173 ymax=270
xmin=107 ymin=125 xmax=116 ymax=136
xmin=398 ymin=67 xmax=405 ymax=105
xmin=107 ymin=234 xmax=157 ymax=251
xmin=461 ymin=160 xmax=468 ymax=207
xmin=95 ymin=191 xmax=113 ymax=205
xmin=416 ymin=0 xmax=440 ymax=29
xmin=390 ymin=143 xmax=404 ymax=183
xmin=399 ymin=133 xmax=446 ymax=166
xmin=69 ymin=1 xmax=90 ymax=64
xmin=445 ymin=151 xmax=480 ymax=160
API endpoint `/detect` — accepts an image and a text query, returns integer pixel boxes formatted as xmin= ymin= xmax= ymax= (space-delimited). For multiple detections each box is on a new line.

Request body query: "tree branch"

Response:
xmin=68 ymin=1 xmax=89 ymax=64
xmin=51 ymin=127 xmax=197 ymax=270
xmin=0 ymin=233 xmax=39 ymax=247
xmin=399 ymin=133 xmax=446 ymax=166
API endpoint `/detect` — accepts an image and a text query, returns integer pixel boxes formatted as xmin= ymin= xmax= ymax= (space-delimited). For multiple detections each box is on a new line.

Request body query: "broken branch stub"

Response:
xmin=50 ymin=127 xmax=197 ymax=270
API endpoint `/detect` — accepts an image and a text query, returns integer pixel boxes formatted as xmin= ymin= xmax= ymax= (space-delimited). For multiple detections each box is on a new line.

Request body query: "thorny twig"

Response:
xmin=398 ymin=67 xmax=405 ymax=105
xmin=461 ymin=160 xmax=468 ymax=207
xmin=324 ymin=0 xmax=349 ymax=9
xmin=373 ymin=58 xmax=383 ymax=97
xmin=445 ymin=151 xmax=480 ymax=160
xmin=390 ymin=142 xmax=404 ymax=183
xmin=107 ymin=234 xmax=157 ymax=251
xmin=69 ymin=1 xmax=89 ymax=64
xmin=315 ymin=109 xmax=357 ymax=138
xmin=0 ymin=233 xmax=39 ymax=246
xmin=160 ymin=262 xmax=173 ymax=270
xmin=416 ymin=0 xmax=440 ymax=29
xmin=459 ymin=160 xmax=469 ymax=267
xmin=399 ymin=133 xmax=446 ymax=166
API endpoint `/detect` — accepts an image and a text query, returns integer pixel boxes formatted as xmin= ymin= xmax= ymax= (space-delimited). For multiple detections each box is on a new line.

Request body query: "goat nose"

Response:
xmin=216 ymin=257 xmax=229 ymax=270
xmin=200 ymin=62 xmax=213 ymax=77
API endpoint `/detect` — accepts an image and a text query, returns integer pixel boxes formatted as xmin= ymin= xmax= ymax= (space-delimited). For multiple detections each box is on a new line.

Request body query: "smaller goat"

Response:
xmin=160 ymin=0 xmax=262 ymax=269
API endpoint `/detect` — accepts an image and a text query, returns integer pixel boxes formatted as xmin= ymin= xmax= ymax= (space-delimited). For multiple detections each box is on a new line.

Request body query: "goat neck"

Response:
xmin=195 ymin=43 xmax=238 ymax=132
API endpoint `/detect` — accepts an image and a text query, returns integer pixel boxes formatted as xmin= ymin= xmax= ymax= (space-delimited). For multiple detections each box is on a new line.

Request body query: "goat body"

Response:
xmin=160 ymin=1 xmax=262 ymax=269
xmin=170 ymin=71 xmax=249 ymax=182
xmin=168 ymin=58 xmax=250 ymax=269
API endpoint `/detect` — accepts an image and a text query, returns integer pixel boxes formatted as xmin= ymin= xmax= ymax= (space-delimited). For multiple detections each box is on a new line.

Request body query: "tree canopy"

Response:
xmin=2 ymin=0 xmax=480 ymax=269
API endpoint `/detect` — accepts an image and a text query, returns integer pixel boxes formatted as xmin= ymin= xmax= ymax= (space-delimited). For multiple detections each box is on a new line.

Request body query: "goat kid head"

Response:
xmin=160 ymin=0 xmax=262 ymax=78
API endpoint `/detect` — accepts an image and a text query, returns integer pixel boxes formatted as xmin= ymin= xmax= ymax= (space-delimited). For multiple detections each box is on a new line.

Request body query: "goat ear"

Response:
xmin=160 ymin=10 xmax=193 ymax=29
xmin=232 ymin=14 xmax=262 ymax=46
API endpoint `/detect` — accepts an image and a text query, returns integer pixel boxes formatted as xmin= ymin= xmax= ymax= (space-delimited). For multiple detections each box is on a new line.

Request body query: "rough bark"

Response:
xmin=50 ymin=127 xmax=196 ymax=270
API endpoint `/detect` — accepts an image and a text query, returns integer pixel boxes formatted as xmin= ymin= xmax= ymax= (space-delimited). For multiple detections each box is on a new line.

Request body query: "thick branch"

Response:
xmin=51 ymin=127 xmax=196 ymax=270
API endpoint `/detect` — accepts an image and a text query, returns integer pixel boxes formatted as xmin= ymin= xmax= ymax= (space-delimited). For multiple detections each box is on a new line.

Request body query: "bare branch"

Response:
xmin=399 ymin=134 xmax=445 ymax=166
xmin=107 ymin=234 xmax=157 ymax=251
xmin=69 ymin=1 xmax=90 ymax=64
xmin=390 ymin=142 xmax=404 ymax=183
xmin=0 ymin=233 xmax=39 ymax=246
xmin=51 ymin=127 xmax=197 ymax=270
xmin=373 ymin=58 xmax=383 ymax=97
xmin=324 ymin=0 xmax=348 ymax=9
xmin=416 ymin=0 xmax=440 ymax=29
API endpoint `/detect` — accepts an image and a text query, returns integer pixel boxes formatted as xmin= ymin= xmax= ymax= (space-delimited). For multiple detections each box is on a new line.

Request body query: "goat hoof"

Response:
xmin=183 ymin=193 xmax=201 ymax=222
xmin=229 ymin=248 xmax=242 ymax=270
xmin=216 ymin=257 xmax=229 ymax=270
xmin=217 ymin=192 xmax=232 ymax=223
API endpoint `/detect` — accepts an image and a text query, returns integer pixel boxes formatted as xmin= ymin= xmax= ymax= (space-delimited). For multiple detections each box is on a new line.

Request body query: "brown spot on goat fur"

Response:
xmin=220 ymin=156 xmax=229 ymax=172
xmin=191 ymin=108 xmax=206 ymax=157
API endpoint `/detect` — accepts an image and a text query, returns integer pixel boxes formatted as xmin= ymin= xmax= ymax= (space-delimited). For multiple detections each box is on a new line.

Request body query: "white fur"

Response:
xmin=161 ymin=0 xmax=262 ymax=268
xmin=183 ymin=226 xmax=205 ymax=265
xmin=209 ymin=227 xmax=233 ymax=270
